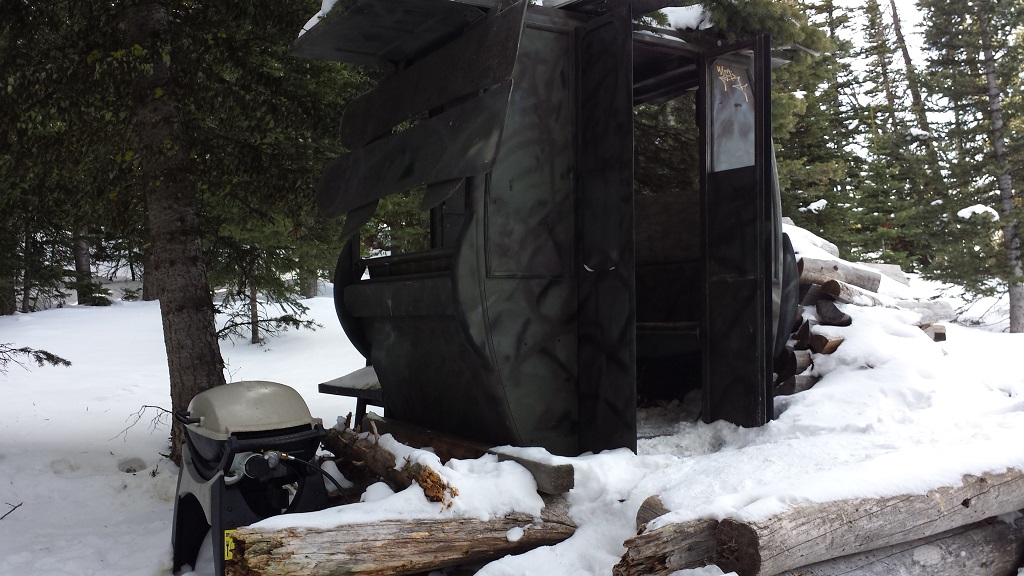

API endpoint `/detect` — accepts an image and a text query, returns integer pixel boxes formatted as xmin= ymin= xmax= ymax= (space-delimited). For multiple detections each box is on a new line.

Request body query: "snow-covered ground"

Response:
xmin=1 ymin=227 xmax=1023 ymax=576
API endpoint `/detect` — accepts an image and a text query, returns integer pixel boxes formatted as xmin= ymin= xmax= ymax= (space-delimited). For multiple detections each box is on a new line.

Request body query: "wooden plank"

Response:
xmin=714 ymin=469 xmax=1024 ymax=576
xmin=799 ymin=258 xmax=882 ymax=293
xmin=777 ymin=514 xmax=1024 ymax=576
xmin=226 ymin=495 xmax=575 ymax=576
xmin=340 ymin=0 xmax=527 ymax=148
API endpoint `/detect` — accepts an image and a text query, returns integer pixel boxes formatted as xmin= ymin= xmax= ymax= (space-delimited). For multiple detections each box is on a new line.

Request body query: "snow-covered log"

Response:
xmin=714 ymin=469 xmax=1024 ymax=576
xmin=898 ymin=300 xmax=956 ymax=325
xmin=224 ymin=495 xmax=576 ymax=576
xmin=821 ymin=279 xmax=886 ymax=307
xmin=364 ymin=413 xmax=575 ymax=494
xmin=322 ymin=427 xmax=438 ymax=496
xmin=799 ymin=258 xmax=882 ymax=293
xmin=865 ymin=263 xmax=910 ymax=286
xmin=615 ymin=469 xmax=1024 ymax=576
xmin=777 ymin=514 xmax=1024 ymax=576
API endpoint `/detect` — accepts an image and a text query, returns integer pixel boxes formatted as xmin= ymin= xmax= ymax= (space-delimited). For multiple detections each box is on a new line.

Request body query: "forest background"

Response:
xmin=1 ymin=0 xmax=1021 ymax=455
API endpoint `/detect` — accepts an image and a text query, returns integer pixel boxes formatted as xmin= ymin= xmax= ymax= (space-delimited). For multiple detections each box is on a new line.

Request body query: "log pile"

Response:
xmin=224 ymin=418 xmax=578 ymax=576
xmin=615 ymin=469 xmax=1024 ymax=576
xmin=776 ymin=256 xmax=954 ymax=398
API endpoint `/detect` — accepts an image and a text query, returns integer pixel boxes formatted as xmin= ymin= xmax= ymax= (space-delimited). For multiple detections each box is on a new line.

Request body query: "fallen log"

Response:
xmin=714 ymin=469 xmax=1024 ymax=576
xmin=821 ymin=280 xmax=886 ymax=307
xmin=800 ymin=258 xmax=881 ymax=293
xmin=777 ymin=513 xmax=1024 ymax=576
xmin=225 ymin=495 xmax=576 ymax=576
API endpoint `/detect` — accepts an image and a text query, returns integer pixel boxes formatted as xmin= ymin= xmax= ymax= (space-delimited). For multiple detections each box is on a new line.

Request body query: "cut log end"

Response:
xmin=715 ymin=518 xmax=762 ymax=576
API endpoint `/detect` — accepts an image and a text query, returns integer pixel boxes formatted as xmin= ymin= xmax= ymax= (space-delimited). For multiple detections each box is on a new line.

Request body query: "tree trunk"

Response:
xmin=20 ymin=223 xmax=32 ymax=313
xmin=0 ymin=277 xmax=14 ymax=315
xmin=888 ymin=0 xmax=942 ymax=178
xmin=125 ymin=2 xmax=225 ymax=463
xmin=867 ymin=0 xmax=897 ymax=129
xmin=978 ymin=13 xmax=1023 ymax=333
xmin=141 ymin=228 xmax=159 ymax=301
xmin=72 ymin=228 xmax=92 ymax=304
xmin=249 ymin=284 xmax=260 ymax=344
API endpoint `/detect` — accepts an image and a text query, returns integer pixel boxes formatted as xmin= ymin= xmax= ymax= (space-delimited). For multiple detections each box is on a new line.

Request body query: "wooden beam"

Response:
xmin=225 ymin=495 xmax=575 ymax=576
xmin=714 ymin=469 xmax=1024 ymax=576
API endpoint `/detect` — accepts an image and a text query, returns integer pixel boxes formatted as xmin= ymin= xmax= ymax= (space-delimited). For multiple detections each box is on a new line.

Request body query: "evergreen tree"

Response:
xmin=777 ymin=0 xmax=863 ymax=258
xmin=919 ymin=0 xmax=1023 ymax=330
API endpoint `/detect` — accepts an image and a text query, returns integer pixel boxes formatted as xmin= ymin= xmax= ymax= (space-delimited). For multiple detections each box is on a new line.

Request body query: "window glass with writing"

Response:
xmin=709 ymin=59 xmax=755 ymax=172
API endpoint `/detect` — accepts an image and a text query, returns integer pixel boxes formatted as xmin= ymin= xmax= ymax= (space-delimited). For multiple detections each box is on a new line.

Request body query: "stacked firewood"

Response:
xmin=774 ymin=252 xmax=953 ymax=398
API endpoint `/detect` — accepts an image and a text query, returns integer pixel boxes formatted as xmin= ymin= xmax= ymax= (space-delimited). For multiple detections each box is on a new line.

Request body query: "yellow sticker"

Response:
xmin=224 ymin=529 xmax=236 ymax=560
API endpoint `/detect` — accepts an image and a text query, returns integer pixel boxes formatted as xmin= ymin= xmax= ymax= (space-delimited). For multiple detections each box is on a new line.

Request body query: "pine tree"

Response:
xmin=919 ymin=0 xmax=1023 ymax=330
xmin=778 ymin=0 xmax=863 ymax=258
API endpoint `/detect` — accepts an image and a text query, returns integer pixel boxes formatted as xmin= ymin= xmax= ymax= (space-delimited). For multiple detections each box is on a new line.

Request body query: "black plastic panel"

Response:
xmin=486 ymin=25 xmax=575 ymax=279
xmin=316 ymin=81 xmax=512 ymax=218
xmin=576 ymin=6 xmax=636 ymax=453
xmin=291 ymin=0 xmax=489 ymax=65
xmin=339 ymin=0 xmax=528 ymax=148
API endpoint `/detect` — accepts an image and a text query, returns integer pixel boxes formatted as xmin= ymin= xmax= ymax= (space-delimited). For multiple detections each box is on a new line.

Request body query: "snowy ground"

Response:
xmin=2 ymin=227 xmax=1023 ymax=576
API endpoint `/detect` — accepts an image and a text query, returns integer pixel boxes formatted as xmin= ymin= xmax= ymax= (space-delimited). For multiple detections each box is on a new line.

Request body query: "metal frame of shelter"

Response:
xmin=294 ymin=0 xmax=797 ymax=456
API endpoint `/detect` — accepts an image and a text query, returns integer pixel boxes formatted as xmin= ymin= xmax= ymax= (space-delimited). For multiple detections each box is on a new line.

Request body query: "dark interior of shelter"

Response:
xmin=295 ymin=0 xmax=799 ymax=456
